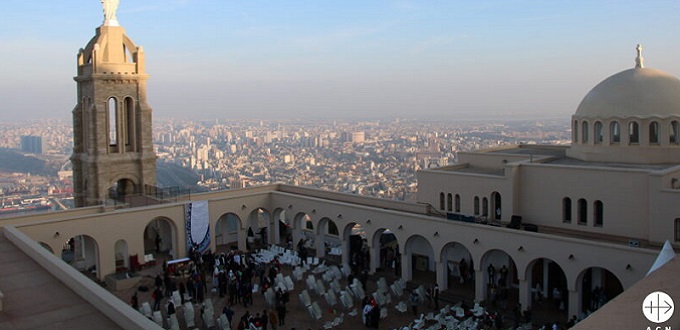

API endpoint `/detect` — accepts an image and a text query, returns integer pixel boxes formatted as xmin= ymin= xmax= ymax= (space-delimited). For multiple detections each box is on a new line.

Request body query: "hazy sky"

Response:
xmin=2 ymin=0 xmax=679 ymax=121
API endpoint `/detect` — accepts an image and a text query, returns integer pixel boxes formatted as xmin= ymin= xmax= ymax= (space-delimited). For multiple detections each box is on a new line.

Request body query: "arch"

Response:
xmin=491 ymin=191 xmax=501 ymax=220
xmin=108 ymin=97 xmax=118 ymax=146
xmin=273 ymin=208 xmax=291 ymax=247
xmin=114 ymin=239 xmax=129 ymax=271
xmin=577 ymin=198 xmax=587 ymax=225
xmin=482 ymin=197 xmax=489 ymax=217
xmin=61 ymin=234 xmax=100 ymax=279
xmin=247 ymin=208 xmax=271 ymax=249
xmin=440 ymin=242 xmax=473 ymax=294
xmin=649 ymin=121 xmax=659 ymax=144
xmin=562 ymin=197 xmax=572 ymax=223
xmin=594 ymin=121 xmax=603 ymax=144
xmin=343 ymin=222 xmax=367 ymax=272
xmin=581 ymin=121 xmax=589 ymax=143
xmin=593 ymin=200 xmax=604 ymax=227
xmin=474 ymin=196 xmax=480 ymax=215
xmin=215 ymin=213 xmax=241 ymax=252
xmin=439 ymin=192 xmax=445 ymax=210
xmin=454 ymin=194 xmax=461 ymax=213
xmin=109 ymin=178 xmax=136 ymax=203
xmin=576 ymin=267 xmax=623 ymax=313
xmin=610 ymin=121 xmax=620 ymax=143
xmin=480 ymin=249 xmax=518 ymax=305
xmin=39 ymin=241 xmax=54 ymax=254
xmin=317 ymin=217 xmax=341 ymax=259
xmin=143 ymin=217 xmax=177 ymax=258
xmin=525 ymin=257 xmax=568 ymax=318
xmin=573 ymin=120 xmax=578 ymax=143
xmin=124 ymin=97 xmax=135 ymax=148
xmin=447 ymin=193 xmax=453 ymax=212
xmin=670 ymin=120 xmax=680 ymax=144
xmin=404 ymin=234 xmax=435 ymax=282
xmin=628 ymin=121 xmax=639 ymax=144
xmin=372 ymin=228 xmax=400 ymax=277
xmin=294 ymin=213 xmax=315 ymax=258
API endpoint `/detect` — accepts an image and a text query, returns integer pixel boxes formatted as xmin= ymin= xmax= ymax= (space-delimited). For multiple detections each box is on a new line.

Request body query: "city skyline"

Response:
xmin=2 ymin=0 xmax=680 ymax=122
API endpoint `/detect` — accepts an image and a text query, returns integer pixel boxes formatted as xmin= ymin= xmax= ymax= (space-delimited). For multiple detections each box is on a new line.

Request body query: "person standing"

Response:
xmin=268 ymin=309 xmax=279 ymax=330
xmin=433 ymin=284 xmax=440 ymax=310
xmin=276 ymin=302 xmax=286 ymax=326
xmin=410 ymin=291 xmax=419 ymax=316
xmin=130 ymin=292 xmax=139 ymax=310
xmin=152 ymin=287 xmax=163 ymax=311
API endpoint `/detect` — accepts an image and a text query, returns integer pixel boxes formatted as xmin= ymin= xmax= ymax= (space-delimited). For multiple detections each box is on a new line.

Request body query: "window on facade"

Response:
xmin=671 ymin=121 xmax=680 ymax=144
xmin=447 ymin=193 xmax=453 ymax=212
xmin=439 ymin=192 xmax=445 ymax=210
xmin=675 ymin=218 xmax=680 ymax=242
xmin=582 ymin=121 xmax=589 ymax=143
xmin=594 ymin=122 xmax=603 ymax=144
xmin=594 ymin=200 xmax=604 ymax=227
xmin=454 ymin=194 xmax=461 ymax=213
xmin=108 ymin=97 xmax=117 ymax=145
xmin=482 ymin=197 xmax=488 ymax=217
xmin=629 ymin=121 xmax=639 ymax=144
xmin=573 ymin=120 xmax=578 ymax=143
xmin=649 ymin=121 xmax=659 ymax=144
xmin=610 ymin=121 xmax=620 ymax=143
xmin=125 ymin=97 xmax=134 ymax=147
xmin=562 ymin=197 xmax=572 ymax=223
xmin=577 ymin=198 xmax=587 ymax=225
xmin=474 ymin=196 xmax=480 ymax=215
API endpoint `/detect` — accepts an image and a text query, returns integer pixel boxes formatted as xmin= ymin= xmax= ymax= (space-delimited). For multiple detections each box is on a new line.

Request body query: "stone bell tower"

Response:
xmin=71 ymin=1 xmax=156 ymax=207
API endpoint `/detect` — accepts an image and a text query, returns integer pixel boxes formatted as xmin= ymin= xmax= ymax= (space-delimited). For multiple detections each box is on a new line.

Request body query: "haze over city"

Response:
xmin=2 ymin=0 xmax=680 ymax=121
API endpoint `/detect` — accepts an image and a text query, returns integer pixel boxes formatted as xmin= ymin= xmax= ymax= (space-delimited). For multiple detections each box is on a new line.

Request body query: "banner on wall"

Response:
xmin=185 ymin=200 xmax=210 ymax=253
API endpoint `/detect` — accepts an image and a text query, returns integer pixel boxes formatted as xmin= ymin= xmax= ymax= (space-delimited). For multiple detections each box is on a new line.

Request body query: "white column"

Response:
xmin=316 ymin=235 xmax=326 ymax=258
xmin=474 ymin=267 xmax=484 ymax=303
xmin=437 ymin=260 xmax=447 ymax=290
xmin=519 ymin=278 xmax=531 ymax=311
xmin=568 ymin=289 xmax=580 ymax=320
xmin=370 ymin=244 xmax=379 ymax=274
xmin=342 ymin=237 xmax=350 ymax=267
xmin=402 ymin=251 xmax=412 ymax=281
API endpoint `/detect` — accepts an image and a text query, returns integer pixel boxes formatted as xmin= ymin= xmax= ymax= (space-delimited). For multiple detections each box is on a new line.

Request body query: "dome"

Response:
xmin=575 ymin=67 xmax=680 ymax=118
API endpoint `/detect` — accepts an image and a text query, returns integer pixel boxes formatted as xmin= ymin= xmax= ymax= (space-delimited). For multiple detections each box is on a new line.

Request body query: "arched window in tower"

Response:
xmin=474 ymin=196 xmax=480 ymax=215
xmin=124 ymin=97 xmax=135 ymax=148
xmin=581 ymin=121 xmax=589 ymax=143
xmin=439 ymin=192 xmax=445 ymax=210
xmin=562 ymin=197 xmax=572 ymax=223
xmin=649 ymin=121 xmax=659 ymax=144
xmin=610 ymin=121 xmax=620 ymax=143
xmin=577 ymin=198 xmax=587 ymax=225
xmin=573 ymin=120 xmax=578 ymax=143
xmin=594 ymin=121 xmax=603 ymax=144
xmin=447 ymin=193 xmax=453 ymax=212
xmin=594 ymin=200 xmax=604 ymax=227
xmin=629 ymin=121 xmax=639 ymax=144
xmin=670 ymin=121 xmax=680 ymax=144
xmin=454 ymin=194 xmax=461 ymax=212
xmin=675 ymin=218 xmax=680 ymax=242
xmin=108 ymin=97 xmax=117 ymax=146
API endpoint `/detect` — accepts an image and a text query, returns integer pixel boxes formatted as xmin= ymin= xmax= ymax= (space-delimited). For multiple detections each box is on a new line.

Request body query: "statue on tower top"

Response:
xmin=101 ymin=0 xmax=120 ymax=26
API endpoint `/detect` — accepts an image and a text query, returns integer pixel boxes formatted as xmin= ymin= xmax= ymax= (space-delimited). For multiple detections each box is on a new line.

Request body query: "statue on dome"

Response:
xmin=635 ymin=44 xmax=644 ymax=68
xmin=101 ymin=0 xmax=120 ymax=26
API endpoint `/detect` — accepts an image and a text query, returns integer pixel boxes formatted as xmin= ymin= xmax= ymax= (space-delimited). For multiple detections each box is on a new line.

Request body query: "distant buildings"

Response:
xmin=20 ymin=135 xmax=42 ymax=154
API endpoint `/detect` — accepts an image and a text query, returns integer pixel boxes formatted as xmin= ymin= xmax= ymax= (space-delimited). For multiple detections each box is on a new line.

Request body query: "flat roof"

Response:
xmin=0 ymin=229 xmax=121 ymax=330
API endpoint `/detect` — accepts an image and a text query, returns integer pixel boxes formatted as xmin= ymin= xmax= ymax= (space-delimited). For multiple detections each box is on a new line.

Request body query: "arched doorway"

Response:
xmin=371 ymin=228 xmax=400 ymax=277
xmin=343 ymin=222 xmax=367 ymax=273
xmin=61 ymin=234 xmax=100 ymax=278
xmin=247 ymin=208 xmax=270 ymax=250
xmin=441 ymin=242 xmax=473 ymax=294
xmin=404 ymin=235 xmax=435 ymax=283
xmin=114 ymin=239 xmax=128 ymax=271
xmin=316 ymin=217 xmax=341 ymax=260
xmin=143 ymin=217 xmax=176 ymax=258
xmin=526 ymin=258 xmax=568 ymax=323
xmin=293 ymin=213 xmax=315 ymax=260
xmin=215 ymin=213 xmax=241 ymax=252
xmin=109 ymin=178 xmax=136 ymax=203
xmin=578 ymin=267 xmax=623 ymax=314
xmin=272 ymin=208 xmax=290 ymax=246
xmin=491 ymin=191 xmax=502 ymax=220
xmin=480 ymin=249 xmax=518 ymax=309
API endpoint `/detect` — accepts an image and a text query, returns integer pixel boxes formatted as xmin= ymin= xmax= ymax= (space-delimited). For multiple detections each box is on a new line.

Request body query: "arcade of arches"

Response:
xmin=31 ymin=195 xmax=635 ymax=322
